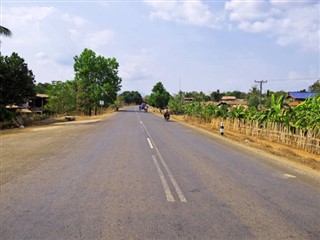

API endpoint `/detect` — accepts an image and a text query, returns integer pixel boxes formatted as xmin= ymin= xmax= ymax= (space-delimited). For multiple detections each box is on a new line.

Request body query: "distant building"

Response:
xmin=218 ymin=96 xmax=247 ymax=107
xmin=287 ymin=92 xmax=317 ymax=107
xmin=221 ymin=96 xmax=236 ymax=101
xmin=184 ymin=97 xmax=194 ymax=103
xmin=29 ymin=94 xmax=49 ymax=113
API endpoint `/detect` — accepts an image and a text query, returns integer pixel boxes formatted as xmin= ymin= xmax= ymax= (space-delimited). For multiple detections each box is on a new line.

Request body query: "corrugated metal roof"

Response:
xmin=288 ymin=92 xmax=317 ymax=100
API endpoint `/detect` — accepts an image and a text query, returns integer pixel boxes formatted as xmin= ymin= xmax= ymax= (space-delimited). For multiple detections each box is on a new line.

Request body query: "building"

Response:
xmin=29 ymin=94 xmax=49 ymax=113
xmin=287 ymin=92 xmax=317 ymax=107
xmin=218 ymin=96 xmax=247 ymax=107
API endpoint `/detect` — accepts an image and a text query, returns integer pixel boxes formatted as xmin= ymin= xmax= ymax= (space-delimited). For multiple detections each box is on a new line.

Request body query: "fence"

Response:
xmin=184 ymin=116 xmax=320 ymax=155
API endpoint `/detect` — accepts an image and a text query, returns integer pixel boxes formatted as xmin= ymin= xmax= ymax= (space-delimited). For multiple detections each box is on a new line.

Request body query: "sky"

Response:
xmin=1 ymin=0 xmax=319 ymax=96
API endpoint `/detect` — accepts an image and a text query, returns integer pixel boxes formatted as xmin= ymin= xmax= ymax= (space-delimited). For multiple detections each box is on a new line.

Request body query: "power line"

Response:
xmin=268 ymin=77 xmax=319 ymax=82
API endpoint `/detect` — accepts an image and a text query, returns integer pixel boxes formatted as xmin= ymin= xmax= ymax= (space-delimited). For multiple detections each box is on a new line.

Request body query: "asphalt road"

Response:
xmin=1 ymin=107 xmax=319 ymax=240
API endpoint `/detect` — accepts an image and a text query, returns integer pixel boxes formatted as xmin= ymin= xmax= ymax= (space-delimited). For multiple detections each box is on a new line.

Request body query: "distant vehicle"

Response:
xmin=139 ymin=103 xmax=148 ymax=112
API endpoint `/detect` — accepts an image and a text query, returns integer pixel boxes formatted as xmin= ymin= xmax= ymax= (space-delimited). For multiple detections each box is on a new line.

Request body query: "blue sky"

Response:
xmin=1 ymin=0 xmax=319 ymax=95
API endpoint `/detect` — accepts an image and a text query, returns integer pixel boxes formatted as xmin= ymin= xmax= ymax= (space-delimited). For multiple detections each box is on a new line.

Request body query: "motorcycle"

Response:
xmin=164 ymin=112 xmax=170 ymax=121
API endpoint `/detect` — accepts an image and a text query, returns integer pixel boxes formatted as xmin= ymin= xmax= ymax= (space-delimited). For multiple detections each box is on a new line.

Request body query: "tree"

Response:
xmin=45 ymin=80 xmax=77 ymax=114
xmin=119 ymin=91 xmax=143 ymax=104
xmin=0 ymin=52 xmax=35 ymax=107
xmin=73 ymin=48 xmax=122 ymax=115
xmin=210 ymin=90 xmax=221 ymax=102
xmin=0 ymin=26 xmax=12 ymax=37
xmin=168 ymin=93 xmax=184 ymax=114
xmin=308 ymin=80 xmax=320 ymax=93
xmin=225 ymin=90 xmax=247 ymax=100
xmin=35 ymin=82 xmax=53 ymax=94
xmin=246 ymin=86 xmax=260 ymax=109
xmin=184 ymin=91 xmax=209 ymax=102
xmin=148 ymin=82 xmax=171 ymax=109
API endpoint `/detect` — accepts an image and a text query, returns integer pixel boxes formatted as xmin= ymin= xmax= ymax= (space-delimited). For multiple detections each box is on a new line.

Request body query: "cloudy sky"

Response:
xmin=1 ymin=0 xmax=319 ymax=95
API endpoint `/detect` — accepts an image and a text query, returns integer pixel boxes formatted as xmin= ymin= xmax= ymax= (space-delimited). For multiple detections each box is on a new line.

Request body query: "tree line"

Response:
xmin=1 ymin=48 xmax=122 ymax=120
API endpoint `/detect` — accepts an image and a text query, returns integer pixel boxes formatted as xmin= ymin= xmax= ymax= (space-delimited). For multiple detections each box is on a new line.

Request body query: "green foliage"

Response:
xmin=0 ymin=106 xmax=15 ymax=122
xmin=181 ymin=93 xmax=320 ymax=134
xmin=0 ymin=25 xmax=12 ymax=37
xmin=184 ymin=91 xmax=210 ymax=102
xmin=119 ymin=91 xmax=143 ymax=104
xmin=308 ymin=80 xmax=320 ymax=93
xmin=225 ymin=91 xmax=247 ymax=100
xmin=291 ymin=96 xmax=320 ymax=131
xmin=229 ymin=105 xmax=246 ymax=121
xmin=168 ymin=94 xmax=184 ymax=114
xmin=210 ymin=91 xmax=221 ymax=101
xmin=246 ymin=86 xmax=260 ymax=109
xmin=148 ymin=82 xmax=171 ymax=109
xmin=45 ymin=81 xmax=77 ymax=114
xmin=0 ymin=52 xmax=36 ymax=107
xmin=35 ymin=82 xmax=53 ymax=94
xmin=73 ymin=48 xmax=122 ymax=115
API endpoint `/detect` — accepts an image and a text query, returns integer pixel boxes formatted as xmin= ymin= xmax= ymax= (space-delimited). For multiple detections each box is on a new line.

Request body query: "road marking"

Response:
xmin=158 ymin=155 xmax=187 ymax=203
xmin=284 ymin=173 xmax=296 ymax=179
xmin=147 ymin=138 xmax=154 ymax=149
xmin=137 ymin=113 xmax=187 ymax=203
xmin=152 ymin=155 xmax=175 ymax=202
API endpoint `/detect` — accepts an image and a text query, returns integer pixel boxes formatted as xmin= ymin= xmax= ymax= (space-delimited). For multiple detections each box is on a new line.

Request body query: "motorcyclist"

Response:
xmin=164 ymin=107 xmax=170 ymax=120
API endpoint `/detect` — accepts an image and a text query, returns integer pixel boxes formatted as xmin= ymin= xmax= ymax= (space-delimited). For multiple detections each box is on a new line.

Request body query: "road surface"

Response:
xmin=1 ymin=107 xmax=319 ymax=239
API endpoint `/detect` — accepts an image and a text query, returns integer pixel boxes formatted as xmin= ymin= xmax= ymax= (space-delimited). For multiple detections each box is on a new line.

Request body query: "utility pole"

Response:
xmin=254 ymin=80 xmax=267 ymax=109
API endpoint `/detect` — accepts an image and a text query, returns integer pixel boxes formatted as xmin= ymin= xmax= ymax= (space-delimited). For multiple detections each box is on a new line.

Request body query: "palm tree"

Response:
xmin=0 ymin=26 xmax=12 ymax=50
xmin=0 ymin=25 xmax=12 ymax=37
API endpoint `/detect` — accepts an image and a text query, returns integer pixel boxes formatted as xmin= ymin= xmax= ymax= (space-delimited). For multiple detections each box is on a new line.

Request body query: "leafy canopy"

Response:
xmin=148 ymin=82 xmax=171 ymax=109
xmin=0 ymin=52 xmax=35 ymax=106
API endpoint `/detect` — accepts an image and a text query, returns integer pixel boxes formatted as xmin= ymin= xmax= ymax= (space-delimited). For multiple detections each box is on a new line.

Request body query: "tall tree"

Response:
xmin=73 ymin=48 xmax=122 ymax=115
xmin=148 ymin=82 xmax=171 ymax=109
xmin=0 ymin=52 xmax=35 ymax=107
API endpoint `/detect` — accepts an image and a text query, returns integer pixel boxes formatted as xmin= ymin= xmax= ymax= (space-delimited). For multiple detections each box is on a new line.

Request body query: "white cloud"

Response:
xmin=225 ymin=0 xmax=320 ymax=51
xmin=146 ymin=0 xmax=223 ymax=29
xmin=119 ymin=48 xmax=153 ymax=82
xmin=225 ymin=0 xmax=279 ymax=21
xmin=63 ymin=13 xmax=86 ymax=26
xmin=1 ymin=5 xmax=115 ymax=83
xmin=83 ymin=30 xmax=115 ymax=50
xmin=5 ymin=6 xmax=57 ymax=26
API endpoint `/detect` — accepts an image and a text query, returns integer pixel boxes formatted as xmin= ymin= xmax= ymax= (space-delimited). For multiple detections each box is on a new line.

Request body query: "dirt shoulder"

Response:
xmin=0 ymin=111 xmax=115 ymax=135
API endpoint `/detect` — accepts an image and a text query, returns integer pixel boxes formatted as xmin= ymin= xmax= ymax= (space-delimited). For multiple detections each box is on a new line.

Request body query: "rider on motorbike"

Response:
xmin=164 ymin=107 xmax=170 ymax=120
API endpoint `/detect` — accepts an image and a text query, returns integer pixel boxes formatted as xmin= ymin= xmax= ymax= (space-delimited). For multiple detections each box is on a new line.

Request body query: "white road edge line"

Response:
xmin=152 ymin=155 xmax=175 ymax=202
xmin=147 ymin=138 xmax=154 ymax=149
